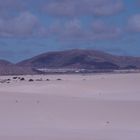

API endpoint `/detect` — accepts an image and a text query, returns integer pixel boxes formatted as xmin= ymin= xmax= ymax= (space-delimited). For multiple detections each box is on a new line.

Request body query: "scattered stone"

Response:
xmin=13 ymin=77 xmax=18 ymax=79
xmin=106 ymin=121 xmax=110 ymax=124
xmin=29 ymin=79 xmax=34 ymax=82
xmin=57 ymin=78 xmax=62 ymax=81
xmin=20 ymin=77 xmax=25 ymax=81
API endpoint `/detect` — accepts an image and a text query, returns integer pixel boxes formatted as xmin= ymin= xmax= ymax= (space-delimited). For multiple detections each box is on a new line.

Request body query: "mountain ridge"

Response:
xmin=0 ymin=49 xmax=140 ymax=75
xmin=17 ymin=49 xmax=140 ymax=69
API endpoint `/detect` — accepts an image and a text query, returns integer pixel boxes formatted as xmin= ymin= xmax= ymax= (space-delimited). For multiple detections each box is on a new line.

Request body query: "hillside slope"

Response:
xmin=0 ymin=60 xmax=36 ymax=75
xmin=17 ymin=49 xmax=140 ymax=69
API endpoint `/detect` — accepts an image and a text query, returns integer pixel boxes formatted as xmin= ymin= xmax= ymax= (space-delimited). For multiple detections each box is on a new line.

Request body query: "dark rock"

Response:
xmin=29 ymin=79 xmax=34 ymax=82
xmin=20 ymin=77 xmax=25 ymax=81
xmin=57 ymin=78 xmax=62 ymax=81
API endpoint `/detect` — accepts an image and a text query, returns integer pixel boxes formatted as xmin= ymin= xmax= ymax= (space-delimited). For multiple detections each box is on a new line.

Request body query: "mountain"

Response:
xmin=0 ymin=60 xmax=36 ymax=75
xmin=1 ymin=49 xmax=140 ymax=75
xmin=0 ymin=60 xmax=13 ymax=67
xmin=17 ymin=49 xmax=140 ymax=70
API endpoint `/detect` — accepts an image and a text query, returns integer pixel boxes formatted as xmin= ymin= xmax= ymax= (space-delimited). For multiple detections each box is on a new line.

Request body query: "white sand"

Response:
xmin=0 ymin=73 xmax=140 ymax=140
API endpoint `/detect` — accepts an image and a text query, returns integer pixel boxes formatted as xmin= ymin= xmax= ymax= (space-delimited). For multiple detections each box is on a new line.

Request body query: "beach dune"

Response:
xmin=0 ymin=73 xmax=140 ymax=140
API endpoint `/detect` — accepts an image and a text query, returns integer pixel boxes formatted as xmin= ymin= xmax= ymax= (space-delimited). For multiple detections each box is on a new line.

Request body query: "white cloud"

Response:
xmin=42 ymin=0 xmax=124 ymax=17
xmin=47 ymin=19 xmax=122 ymax=41
xmin=127 ymin=14 xmax=140 ymax=32
xmin=0 ymin=12 xmax=45 ymax=38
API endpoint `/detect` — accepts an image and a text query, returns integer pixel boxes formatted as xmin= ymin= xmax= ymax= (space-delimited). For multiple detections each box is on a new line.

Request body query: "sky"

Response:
xmin=0 ymin=0 xmax=140 ymax=62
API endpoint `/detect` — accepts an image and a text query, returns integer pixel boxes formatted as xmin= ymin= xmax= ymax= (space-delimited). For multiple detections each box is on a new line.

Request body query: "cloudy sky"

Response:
xmin=0 ymin=0 xmax=140 ymax=62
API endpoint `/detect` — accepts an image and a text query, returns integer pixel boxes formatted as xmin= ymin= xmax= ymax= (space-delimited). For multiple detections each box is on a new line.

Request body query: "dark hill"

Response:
xmin=17 ymin=49 xmax=140 ymax=70
xmin=0 ymin=60 xmax=13 ymax=67
xmin=0 ymin=60 xmax=36 ymax=75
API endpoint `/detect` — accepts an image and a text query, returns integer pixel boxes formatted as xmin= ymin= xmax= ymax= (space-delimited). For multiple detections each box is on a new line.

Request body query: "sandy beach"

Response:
xmin=0 ymin=73 xmax=140 ymax=140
